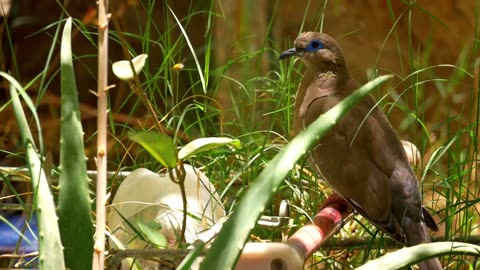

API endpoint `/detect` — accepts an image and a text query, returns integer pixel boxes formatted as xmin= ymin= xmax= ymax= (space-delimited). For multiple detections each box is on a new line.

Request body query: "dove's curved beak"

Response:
xmin=279 ymin=47 xmax=298 ymax=60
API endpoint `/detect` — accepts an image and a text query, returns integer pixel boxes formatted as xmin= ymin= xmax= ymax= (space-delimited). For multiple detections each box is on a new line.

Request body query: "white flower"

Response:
xmin=112 ymin=54 xmax=148 ymax=81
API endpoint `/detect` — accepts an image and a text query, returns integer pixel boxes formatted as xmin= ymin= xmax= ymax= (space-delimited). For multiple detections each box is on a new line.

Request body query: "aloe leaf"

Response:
xmin=7 ymin=78 xmax=66 ymax=269
xmin=57 ymin=17 xmax=94 ymax=270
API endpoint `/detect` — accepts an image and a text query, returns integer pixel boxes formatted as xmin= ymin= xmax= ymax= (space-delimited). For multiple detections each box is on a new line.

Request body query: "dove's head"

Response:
xmin=279 ymin=32 xmax=346 ymax=71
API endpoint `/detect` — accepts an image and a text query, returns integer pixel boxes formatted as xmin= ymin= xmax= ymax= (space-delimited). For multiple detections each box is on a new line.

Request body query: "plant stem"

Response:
xmin=93 ymin=0 xmax=110 ymax=269
xmin=169 ymin=161 xmax=187 ymax=246
xmin=128 ymin=81 xmax=164 ymax=134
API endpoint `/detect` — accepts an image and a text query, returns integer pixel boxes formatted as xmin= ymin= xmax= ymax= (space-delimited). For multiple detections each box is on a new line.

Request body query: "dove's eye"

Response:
xmin=305 ymin=40 xmax=324 ymax=52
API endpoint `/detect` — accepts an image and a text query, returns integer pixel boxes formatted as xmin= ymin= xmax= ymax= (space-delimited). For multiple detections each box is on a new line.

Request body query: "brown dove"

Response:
xmin=280 ymin=32 xmax=442 ymax=270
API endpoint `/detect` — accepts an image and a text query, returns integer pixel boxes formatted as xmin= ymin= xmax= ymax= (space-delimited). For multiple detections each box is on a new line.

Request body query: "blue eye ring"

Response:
xmin=305 ymin=39 xmax=324 ymax=52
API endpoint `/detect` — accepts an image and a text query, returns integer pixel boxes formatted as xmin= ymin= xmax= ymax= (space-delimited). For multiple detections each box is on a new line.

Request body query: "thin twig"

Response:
xmin=93 ymin=0 xmax=110 ymax=269
xmin=127 ymin=81 xmax=164 ymax=134
xmin=106 ymin=248 xmax=203 ymax=270
xmin=0 ymin=252 xmax=39 ymax=258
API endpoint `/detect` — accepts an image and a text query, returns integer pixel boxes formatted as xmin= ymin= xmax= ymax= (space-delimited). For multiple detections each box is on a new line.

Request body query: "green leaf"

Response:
xmin=356 ymin=242 xmax=480 ymax=270
xmin=136 ymin=219 xmax=167 ymax=248
xmin=129 ymin=131 xmax=177 ymax=168
xmin=199 ymin=75 xmax=393 ymax=270
xmin=178 ymin=137 xmax=241 ymax=160
xmin=7 ymin=77 xmax=66 ymax=270
xmin=57 ymin=17 xmax=93 ymax=270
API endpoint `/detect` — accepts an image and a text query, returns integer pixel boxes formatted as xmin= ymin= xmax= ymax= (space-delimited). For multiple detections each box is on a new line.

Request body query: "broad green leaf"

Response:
xmin=199 ymin=75 xmax=393 ymax=270
xmin=178 ymin=137 xmax=241 ymax=160
xmin=136 ymin=219 xmax=167 ymax=248
xmin=129 ymin=131 xmax=177 ymax=168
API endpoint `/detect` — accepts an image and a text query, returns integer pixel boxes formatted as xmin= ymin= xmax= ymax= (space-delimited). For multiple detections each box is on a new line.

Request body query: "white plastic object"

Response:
xmin=107 ymin=165 xmax=225 ymax=269
xmin=235 ymin=242 xmax=304 ymax=270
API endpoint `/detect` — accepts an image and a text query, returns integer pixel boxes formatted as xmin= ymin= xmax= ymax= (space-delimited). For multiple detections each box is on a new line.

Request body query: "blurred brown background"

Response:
xmin=0 ymin=0 xmax=478 ymax=166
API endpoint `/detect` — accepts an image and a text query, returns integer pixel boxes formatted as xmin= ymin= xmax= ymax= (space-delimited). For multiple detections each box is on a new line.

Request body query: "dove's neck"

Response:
xmin=300 ymin=64 xmax=352 ymax=94
xmin=292 ymin=65 xmax=352 ymax=136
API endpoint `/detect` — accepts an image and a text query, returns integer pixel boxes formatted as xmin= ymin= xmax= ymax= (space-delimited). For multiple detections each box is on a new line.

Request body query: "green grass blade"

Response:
xmin=0 ymin=214 xmax=32 ymax=246
xmin=199 ymin=75 xmax=393 ymax=270
xmin=166 ymin=4 xmax=206 ymax=93
xmin=8 ymin=81 xmax=65 ymax=270
xmin=57 ymin=17 xmax=94 ymax=270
